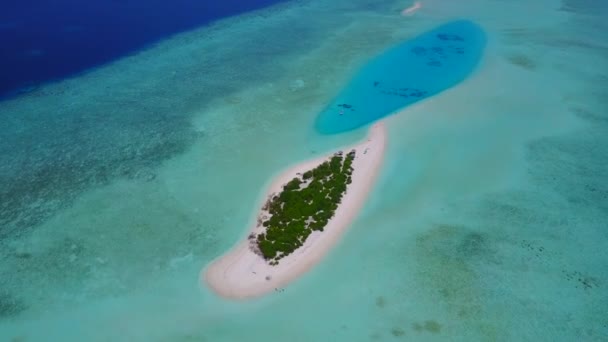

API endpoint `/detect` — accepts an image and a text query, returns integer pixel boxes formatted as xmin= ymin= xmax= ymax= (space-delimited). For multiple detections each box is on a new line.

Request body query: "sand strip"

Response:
xmin=202 ymin=122 xmax=386 ymax=299
xmin=401 ymin=1 xmax=422 ymax=16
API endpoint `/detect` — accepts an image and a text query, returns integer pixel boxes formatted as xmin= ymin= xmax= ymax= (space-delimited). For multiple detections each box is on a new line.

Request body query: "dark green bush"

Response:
xmin=256 ymin=150 xmax=356 ymax=264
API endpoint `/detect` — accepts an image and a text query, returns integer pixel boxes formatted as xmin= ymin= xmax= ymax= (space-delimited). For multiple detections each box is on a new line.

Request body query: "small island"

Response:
xmin=253 ymin=150 xmax=356 ymax=264
xmin=203 ymin=123 xmax=386 ymax=299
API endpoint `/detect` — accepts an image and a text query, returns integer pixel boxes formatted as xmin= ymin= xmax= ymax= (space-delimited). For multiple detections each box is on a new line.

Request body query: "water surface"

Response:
xmin=0 ymin=0 xmax=607 ymax=341
xmin=316 ymin=20 xmax=486 ymax=134
xmin=0 ymin=0 xmax=290 ymax=98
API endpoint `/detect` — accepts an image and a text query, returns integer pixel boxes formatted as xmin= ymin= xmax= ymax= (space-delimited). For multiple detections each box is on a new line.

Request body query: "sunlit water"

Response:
xmin=1 ymin=0 xmax=607 ymax=341
xmin=315 ymin=20 xmax=486 ymax=133
xmin=0 ymin=0 xmax=290 ymax=98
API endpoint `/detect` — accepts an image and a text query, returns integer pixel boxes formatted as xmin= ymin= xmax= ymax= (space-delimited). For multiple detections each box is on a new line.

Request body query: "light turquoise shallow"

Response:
xmin=0 ymin=0 xmax=607 ymax=341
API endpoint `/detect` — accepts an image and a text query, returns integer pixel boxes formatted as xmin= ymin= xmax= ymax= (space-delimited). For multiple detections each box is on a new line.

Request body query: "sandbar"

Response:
xmin=401 ymin=1 xmax=422 ymax=16
xmin=203 ymin=122 xmax=387 ymax=299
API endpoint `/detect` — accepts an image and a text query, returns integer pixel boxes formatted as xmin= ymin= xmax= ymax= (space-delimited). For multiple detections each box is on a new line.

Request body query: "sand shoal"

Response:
xmin=202 ymin=122 xmax=387 ymax=299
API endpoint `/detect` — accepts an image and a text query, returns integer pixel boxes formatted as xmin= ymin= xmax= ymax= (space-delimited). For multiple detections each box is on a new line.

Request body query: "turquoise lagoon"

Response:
xmin=1 ymin=0 xmax=607 ymax=341
xmin=316 ymin=20 xmax=486 ymax=134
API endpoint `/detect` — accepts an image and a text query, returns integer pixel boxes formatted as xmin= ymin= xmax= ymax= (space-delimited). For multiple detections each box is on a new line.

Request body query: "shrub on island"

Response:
xmin=256 ymin=150 xmax=356 ymax=263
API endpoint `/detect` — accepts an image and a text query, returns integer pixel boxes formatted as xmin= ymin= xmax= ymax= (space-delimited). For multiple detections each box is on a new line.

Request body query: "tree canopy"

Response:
xmin=256 ymin=150 xmax=356 ymax=264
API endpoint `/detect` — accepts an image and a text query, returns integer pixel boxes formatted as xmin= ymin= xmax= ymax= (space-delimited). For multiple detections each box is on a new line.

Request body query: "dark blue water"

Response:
xmin=315 ymin=20 xmax=486 ymax=134
xmin=0 ymin=0 xmax=290 ymax=99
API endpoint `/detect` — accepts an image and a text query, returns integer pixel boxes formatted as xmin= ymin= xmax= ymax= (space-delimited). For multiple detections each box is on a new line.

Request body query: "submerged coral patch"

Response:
xmin=0 ymin=292 xmax=26 ymax=319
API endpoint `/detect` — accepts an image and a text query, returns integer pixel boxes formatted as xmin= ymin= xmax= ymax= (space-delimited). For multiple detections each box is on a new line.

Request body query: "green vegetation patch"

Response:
xmin=255 ymin=150 xmax=356 ymax=264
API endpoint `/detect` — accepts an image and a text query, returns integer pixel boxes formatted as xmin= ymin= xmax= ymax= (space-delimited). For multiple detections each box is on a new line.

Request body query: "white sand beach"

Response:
xmin=401 ymin=1 xmax=422 ymax=16
xmin=203 ymin=122 xmax=387 ymax=299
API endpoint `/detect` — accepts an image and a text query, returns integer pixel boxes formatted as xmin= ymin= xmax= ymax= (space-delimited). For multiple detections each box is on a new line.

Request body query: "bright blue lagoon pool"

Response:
xmin=315 ymin=20 xmax=486 ymax=134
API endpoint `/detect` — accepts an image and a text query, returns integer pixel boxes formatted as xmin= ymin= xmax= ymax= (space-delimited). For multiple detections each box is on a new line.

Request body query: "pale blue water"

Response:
xmin=315 ymin=20 xmax=486 ymax=134
xmin=0 ymin=0 xmax=607 ymax=341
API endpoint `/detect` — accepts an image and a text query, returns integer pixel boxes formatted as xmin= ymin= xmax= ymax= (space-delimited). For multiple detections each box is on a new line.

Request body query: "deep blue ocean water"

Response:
xmin=0 ymin=0 xmax=289 ymax=99
xmin=315 ymin=20 xmax=486 ymax=134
